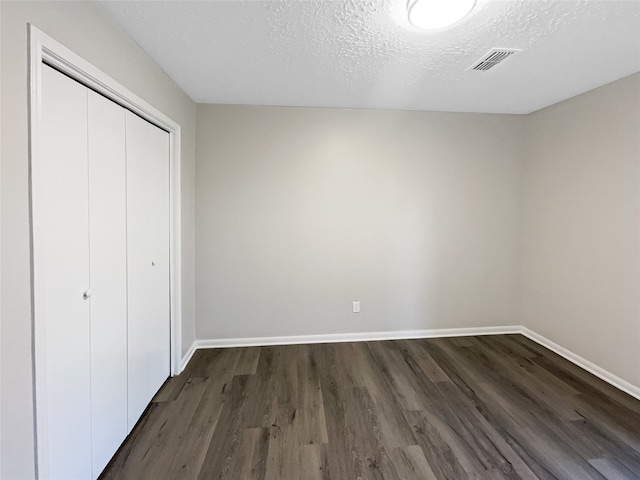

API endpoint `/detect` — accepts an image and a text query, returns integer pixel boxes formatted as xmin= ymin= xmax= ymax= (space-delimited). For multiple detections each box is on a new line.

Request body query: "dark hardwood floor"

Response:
xmin=100 ymin=335 xmax=640 ymax=479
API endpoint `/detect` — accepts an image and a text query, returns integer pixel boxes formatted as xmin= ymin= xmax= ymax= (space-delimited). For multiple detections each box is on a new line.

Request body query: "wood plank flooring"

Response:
xmin=100 ymin=335 xmax=640 ymax=480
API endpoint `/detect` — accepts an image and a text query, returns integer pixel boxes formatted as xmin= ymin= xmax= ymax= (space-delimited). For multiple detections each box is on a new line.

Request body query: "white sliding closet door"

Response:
xmin=37 ymin=63 xmax=173 ymax=479
xmin=87 ymin=91 xmax=128 ymax=476
xmin=125 ymin=111 xmax=171 ymax=430
xmin=40 ymin=65 xmax=92 ymax=479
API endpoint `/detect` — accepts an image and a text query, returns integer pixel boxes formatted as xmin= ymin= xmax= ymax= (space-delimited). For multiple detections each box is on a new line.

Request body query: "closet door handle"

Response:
xmin=151 ymin=260 xmax=156 ymax=266
xmin=83 ymin=289 xmax=92 ymax=300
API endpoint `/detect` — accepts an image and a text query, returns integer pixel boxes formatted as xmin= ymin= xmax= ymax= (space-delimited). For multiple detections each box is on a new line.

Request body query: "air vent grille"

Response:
xmin=468 ymin=48 xmax=522 ymax=72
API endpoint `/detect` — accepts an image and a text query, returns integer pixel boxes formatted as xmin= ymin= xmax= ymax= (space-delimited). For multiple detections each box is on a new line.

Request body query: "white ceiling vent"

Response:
xmin=468 ymin=48 xmax=523 ymax=72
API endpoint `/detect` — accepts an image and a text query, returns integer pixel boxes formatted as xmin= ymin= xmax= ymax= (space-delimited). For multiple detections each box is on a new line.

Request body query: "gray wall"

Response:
xmin=196 ymin=106 xmax=525 ymax=340
xmin=0 ymin=2 xmax=197 ymax=477
xmin=522 ymin=72 xmax=640 ymax=389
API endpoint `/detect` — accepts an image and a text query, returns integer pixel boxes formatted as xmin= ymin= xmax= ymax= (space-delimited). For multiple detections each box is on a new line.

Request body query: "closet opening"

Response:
xmin=29 ymin=25 xmax=183 ymax=480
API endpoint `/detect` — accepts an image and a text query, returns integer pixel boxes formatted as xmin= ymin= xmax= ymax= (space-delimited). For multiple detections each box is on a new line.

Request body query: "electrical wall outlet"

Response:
xmin=352 ymin=300 xmax=360 ymax=313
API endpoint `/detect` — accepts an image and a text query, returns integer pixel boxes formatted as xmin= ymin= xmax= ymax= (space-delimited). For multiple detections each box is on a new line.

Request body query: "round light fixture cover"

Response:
xmin=408 ymin=0 xmax=476 ymax=30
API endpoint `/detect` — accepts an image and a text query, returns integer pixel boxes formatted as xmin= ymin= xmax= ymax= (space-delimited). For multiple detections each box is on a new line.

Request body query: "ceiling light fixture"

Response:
xmin=408 ymin=0 xmax=476 ymax=30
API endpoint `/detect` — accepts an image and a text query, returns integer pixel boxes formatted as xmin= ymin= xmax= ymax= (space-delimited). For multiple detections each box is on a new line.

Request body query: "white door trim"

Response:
xmin=28 ymin=25 xmax=182 ymax=479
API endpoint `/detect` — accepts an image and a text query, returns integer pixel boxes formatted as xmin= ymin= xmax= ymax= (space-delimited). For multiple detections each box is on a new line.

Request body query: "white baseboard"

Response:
xmin=192 ymin=325 xmax=521 ymax=350
xmin=179 ymin=342 xmax=197 ymax=373
xmin=181 ymin=325 xmax=640 ymax=401
xmin=520 ymin=327 xmax=640 ymax=401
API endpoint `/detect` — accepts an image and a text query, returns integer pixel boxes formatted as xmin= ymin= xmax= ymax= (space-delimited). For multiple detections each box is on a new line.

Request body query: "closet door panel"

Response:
xmin=125 ymin=111 xmax=171 ymax=430
xmin=87 ymin=91 xmax=128 ymax=478
xmin=40 ymin=65 xmax=92 ymax=479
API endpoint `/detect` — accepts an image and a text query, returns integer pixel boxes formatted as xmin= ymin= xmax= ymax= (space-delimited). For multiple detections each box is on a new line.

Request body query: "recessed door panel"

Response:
xmin=40 ymin=64 xmax=92 ymax=479
xmin=87 ymin=91 xmax=128 ymax=478
xmin=125 ymin=111 xmax=171 ymax=430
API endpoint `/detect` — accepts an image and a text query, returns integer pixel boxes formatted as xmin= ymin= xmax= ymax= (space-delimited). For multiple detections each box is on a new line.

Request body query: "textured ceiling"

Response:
xmin=100 ymin=0 xmax=640 ymax=114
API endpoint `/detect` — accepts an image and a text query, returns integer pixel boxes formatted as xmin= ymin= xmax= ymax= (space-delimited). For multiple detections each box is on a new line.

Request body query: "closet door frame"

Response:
xmin=28 ymin=25 xmax=183 ymax=479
